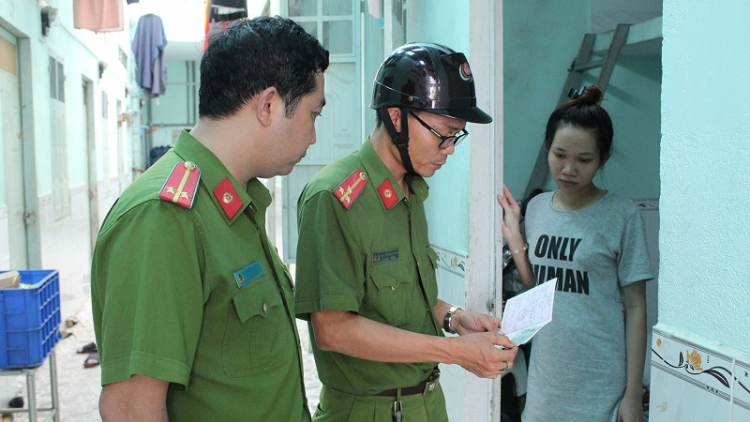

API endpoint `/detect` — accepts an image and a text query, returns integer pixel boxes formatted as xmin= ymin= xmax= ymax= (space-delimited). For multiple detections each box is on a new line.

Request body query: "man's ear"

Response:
xmin=387 ymin=107 xmax=402 ymax=131
xmin=255 ymin=87 xmax=279 ymax=127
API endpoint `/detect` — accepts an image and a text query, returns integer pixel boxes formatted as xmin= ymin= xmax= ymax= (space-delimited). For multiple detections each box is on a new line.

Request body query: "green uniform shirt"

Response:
xmin=295 ymin=138 xmax=443 ymax=396
xmin=92 ymin=130 xmax=310 ymax=421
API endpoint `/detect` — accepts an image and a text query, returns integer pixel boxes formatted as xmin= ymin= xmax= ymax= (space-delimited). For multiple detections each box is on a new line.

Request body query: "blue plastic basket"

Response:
xmin=0 ymin=270 xmax=61 ymax=369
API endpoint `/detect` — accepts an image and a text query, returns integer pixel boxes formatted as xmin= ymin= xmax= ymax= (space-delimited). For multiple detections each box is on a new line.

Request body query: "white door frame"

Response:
xmin=83 ymin=78 xmax=99 ymax=253
xmin=17 ymin=36 xmax=42 ymax=268
xmin=466 ymin=1 xmax=504 ymax=421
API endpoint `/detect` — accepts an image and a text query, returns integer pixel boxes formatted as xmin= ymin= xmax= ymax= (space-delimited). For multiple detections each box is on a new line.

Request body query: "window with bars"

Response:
xmin=49 ymin=57 xmax=64 ymax=102
xmin=289 ymin=0 xmax=355 ymax=56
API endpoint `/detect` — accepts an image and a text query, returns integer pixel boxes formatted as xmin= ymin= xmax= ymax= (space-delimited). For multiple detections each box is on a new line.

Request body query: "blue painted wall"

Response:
xmin=659 ymin=0 xmax=750 ymax=353
xmin=406 ymin=0 xmax=472 ymax=254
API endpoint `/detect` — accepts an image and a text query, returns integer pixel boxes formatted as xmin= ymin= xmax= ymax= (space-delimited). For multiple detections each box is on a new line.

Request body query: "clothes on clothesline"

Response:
xmin=204 ymin=0 xmax=248 ymax=49
xmin=73 ymin=0 xmax=124 ymax=32
xmin=132 ymin=14 xmax=167 ymax=99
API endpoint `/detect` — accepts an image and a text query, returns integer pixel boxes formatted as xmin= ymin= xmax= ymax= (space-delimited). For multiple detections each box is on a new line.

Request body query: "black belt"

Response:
xmin=376 ymin=381 xmax=429 ymax=397
xmin=376 ymin=367 xmax=441 ymax=397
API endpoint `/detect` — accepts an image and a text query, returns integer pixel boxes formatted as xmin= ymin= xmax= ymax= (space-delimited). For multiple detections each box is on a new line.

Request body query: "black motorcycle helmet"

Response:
xmin=370 ymin=43 xmax=492 ymax=180
xmin=370 ymin=42 xmax=492 ymax=124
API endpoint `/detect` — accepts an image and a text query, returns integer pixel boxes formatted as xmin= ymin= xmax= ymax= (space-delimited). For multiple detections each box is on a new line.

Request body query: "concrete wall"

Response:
xmin=650 ymin=0 xmax=750 ymax=419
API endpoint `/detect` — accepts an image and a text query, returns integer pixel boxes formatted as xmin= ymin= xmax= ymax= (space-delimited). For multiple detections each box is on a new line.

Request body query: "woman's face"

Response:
xmin=547 ymin=125 xmax=606 ymax=194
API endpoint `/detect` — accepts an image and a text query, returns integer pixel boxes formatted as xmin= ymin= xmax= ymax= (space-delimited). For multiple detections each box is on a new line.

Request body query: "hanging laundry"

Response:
xmin=204 ymin=0 xmax=248 ymax=49
xmin=211 ymin=0 xmax=248 ymax=12
xmin=132 ymin=14 xmax=167 ymax=99
xmin=73 ymin=0 xmax=125 ymax=32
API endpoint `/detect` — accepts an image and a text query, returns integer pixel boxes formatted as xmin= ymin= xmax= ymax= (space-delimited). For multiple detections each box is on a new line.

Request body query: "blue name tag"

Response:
xmin=372 ymin=249 xmax=399 ymax=264
xmin=233 ymin=261 xmax=263 ymax=288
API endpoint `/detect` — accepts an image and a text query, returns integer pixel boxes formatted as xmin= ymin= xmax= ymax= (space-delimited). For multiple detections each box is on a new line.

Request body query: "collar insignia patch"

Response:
xmin=377 ymin=179 xmax=399 ymax=210
xmin=213 ymin=177 xmax=243 ymax=219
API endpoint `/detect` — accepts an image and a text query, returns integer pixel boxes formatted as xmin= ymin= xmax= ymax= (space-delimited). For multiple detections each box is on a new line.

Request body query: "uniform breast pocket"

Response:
xmin=222 ymin=277 xmax=291 ymax=377
xmin=368 ymin=267 xmax=412 ymax=327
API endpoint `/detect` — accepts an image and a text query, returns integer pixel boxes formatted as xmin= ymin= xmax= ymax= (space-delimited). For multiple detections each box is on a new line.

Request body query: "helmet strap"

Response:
xmin=378 ymin=107 xmax=417 ymax=193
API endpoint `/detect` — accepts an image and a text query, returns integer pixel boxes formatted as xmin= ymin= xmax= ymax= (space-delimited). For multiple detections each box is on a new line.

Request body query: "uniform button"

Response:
xmin=262 ymin=303 xmax=268 ymax=313
xmin=249 ymin=204 xmax=256 ymax=213
xmin=222 ymin=192 xmax=234 ymax=204
xmin=391 ymin=286 xmax=396 ymax=291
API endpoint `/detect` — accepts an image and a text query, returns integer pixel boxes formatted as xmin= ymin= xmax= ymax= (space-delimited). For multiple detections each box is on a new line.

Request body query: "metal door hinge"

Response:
xmin=25 ymin=211 xmax=37 ymax=226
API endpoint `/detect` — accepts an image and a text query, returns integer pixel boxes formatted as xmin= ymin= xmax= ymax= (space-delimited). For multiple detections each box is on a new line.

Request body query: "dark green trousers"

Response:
xmin=312 ymin=383 xmax=449 ymax=422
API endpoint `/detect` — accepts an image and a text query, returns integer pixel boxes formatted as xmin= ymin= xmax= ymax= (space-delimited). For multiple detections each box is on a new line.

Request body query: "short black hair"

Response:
xmin=199 ymin=16 xmax=329 ymax=119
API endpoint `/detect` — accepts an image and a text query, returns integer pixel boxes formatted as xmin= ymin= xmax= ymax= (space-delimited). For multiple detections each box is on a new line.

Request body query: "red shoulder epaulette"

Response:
xmin=333 ymin=170 xmax=368 ymax=209
xmin=159 ymin=161 xmax=201 ymax=209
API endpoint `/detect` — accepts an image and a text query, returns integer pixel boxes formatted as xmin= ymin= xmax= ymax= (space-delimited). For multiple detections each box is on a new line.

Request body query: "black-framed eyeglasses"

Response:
xmin=409 ymin=111 xmax=469 ymax=149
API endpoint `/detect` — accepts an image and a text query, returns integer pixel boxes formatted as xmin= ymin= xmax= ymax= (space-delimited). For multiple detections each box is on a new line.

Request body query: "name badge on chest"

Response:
xmin=233 ymin=261 xmax=263 ymax=288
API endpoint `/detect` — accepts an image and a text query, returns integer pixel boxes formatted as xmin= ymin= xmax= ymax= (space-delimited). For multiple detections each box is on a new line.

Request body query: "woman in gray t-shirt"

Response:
xmin=498 ymin=85 xmax=655 ymax=422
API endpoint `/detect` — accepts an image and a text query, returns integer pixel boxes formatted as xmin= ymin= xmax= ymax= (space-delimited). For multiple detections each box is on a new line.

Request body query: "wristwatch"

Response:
xmin=443 ymin=306 xmax=461 ymax=334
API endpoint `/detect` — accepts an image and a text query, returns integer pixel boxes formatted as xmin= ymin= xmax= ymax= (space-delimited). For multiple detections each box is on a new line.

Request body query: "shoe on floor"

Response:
xmin=76 ymin=342 xmax=97 ymax=354
xmin=83 ymin=352 xmax=99 ymax=368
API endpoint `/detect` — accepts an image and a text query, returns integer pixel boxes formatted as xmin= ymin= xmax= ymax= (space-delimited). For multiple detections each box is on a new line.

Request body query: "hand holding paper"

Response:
xmin=500 ymin=278 xmax=557 ymax=345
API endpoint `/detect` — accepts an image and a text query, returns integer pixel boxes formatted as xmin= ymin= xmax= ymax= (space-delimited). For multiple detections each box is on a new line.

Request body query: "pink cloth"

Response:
xmin=73 ymin=0 xmax=124 ymax=32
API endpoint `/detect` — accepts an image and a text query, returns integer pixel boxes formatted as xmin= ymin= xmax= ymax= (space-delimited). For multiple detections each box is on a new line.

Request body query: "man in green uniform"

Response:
xmin=91 ymin=16 xmax=328 ymax=421
xmin=295 ymin=43 xmax=518 ymax=422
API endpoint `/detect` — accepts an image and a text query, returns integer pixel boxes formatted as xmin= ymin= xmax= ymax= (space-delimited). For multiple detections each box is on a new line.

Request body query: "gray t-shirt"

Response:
xmin=521 ymin=191 xmax=655 ymax=422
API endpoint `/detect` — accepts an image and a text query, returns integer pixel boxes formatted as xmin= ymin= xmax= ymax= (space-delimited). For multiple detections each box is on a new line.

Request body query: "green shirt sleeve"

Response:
xmin=93 ymin=200 xmax=206 ymax=387
xmin=294 ymin=190 xmax=365 ymax=320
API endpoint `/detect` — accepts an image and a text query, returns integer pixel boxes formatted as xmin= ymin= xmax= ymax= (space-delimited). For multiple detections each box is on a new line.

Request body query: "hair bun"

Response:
xmin=579 ymin=85 xmax=603 ymax=104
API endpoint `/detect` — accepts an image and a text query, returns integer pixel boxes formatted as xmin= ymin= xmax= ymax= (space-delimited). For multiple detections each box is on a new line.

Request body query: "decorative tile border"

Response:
xmin=651 ymin=329 xmax=734 ymax=402
xmin=70 ymin=184 xmax=88 ymax=195
xmin=430 ymin=244 xmax=466 ymax=276
xmin=734 ymin=359 xmax=750 ymax=411
xmin=38 ymin=193 xmax=53 ymax=206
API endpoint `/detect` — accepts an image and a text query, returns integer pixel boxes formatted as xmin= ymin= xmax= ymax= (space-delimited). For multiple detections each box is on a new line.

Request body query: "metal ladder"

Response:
xmin=522 ymin=23 xmax=631 ymax=200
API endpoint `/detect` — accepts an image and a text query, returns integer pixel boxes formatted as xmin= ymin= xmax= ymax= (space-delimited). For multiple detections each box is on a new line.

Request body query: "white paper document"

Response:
xmin=500 ymin=278 xmax=557 ymax=345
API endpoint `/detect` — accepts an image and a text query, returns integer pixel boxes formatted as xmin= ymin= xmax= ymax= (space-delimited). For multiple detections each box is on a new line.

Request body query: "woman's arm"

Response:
xmin=497 ymin=185 xmax=535 ymax=289
xmin=617 ymin=280 xmax=647 ymax=422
